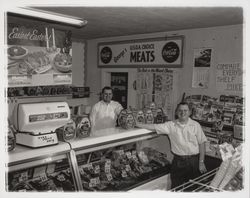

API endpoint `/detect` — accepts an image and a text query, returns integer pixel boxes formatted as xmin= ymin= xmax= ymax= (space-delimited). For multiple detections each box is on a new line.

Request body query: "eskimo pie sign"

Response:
xmin=162 ymin=41 xmax=180 ymax=63
xmin=98 ymin=36 xmax=183 ymax=67
xmin=100 ymin=46 xmax=112 ymax=64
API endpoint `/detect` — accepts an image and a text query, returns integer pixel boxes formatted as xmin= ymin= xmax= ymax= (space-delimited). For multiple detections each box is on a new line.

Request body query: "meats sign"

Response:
xmin=98 ymin=36 xmax=184 ymax=67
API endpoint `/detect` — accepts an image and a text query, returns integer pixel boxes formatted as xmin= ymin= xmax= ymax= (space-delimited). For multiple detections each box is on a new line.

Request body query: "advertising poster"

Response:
xmin=136 ymin=68 xmax=174 ymax=118
xmin=7 ymin=22 xmax=73 ymax=87
xmin=216 ymin=63 xmax=243 ymax=93
xmin=98 ymin=36 xmax=184 ymax=67
xmin=192 ymin=48 xmax=212 ymax=88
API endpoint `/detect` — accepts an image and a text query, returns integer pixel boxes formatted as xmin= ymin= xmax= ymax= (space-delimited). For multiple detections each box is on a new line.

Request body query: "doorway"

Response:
xmin=111 ymin=72 xmax=128 ymax=109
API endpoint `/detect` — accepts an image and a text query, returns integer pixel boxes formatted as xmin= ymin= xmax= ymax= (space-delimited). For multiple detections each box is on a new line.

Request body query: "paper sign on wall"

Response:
xmin=216 ymin=63 xmax=243 ymax=93
xmin=192 ymin=48 xmax=212 ymax=89
xmin=98 ymin=36 xmax=184 ymax=67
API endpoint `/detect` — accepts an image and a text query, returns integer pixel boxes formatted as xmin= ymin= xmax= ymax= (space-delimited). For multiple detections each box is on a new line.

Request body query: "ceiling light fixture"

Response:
xmin=7 ymin=7 xmax=88 ymax=28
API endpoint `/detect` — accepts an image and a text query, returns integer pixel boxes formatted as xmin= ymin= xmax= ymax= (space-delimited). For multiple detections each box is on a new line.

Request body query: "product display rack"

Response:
xmin=6 ymin=128 xmax=171 ymax=192
xmin=171 ymin=168 xmax=221 ymax=192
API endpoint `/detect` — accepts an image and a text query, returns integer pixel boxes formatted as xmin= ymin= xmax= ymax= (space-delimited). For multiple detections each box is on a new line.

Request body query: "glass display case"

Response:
xmin=6 ymin=142 xmax=78 ymax=192
xmin=70 ymin=127 xmax=171 ymax=191
xmin=6 ymin=127 xmax=171 ymax=192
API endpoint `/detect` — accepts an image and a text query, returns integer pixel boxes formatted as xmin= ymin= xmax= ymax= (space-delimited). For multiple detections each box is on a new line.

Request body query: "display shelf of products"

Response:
xmin=69 ymin=127 xmax=157 ymax=153
xmin=74 ymin=142 xmax=171 ymax=191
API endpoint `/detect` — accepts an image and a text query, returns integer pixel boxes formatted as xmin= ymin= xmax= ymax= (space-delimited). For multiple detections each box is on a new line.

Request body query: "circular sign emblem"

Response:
xmin=162 ymin=41 xmax=180 ymax=63
xmin=100 ymin=47 xmax=112 ymax=64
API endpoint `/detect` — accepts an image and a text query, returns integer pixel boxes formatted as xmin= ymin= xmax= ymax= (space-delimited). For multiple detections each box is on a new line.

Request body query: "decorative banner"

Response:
xmin=216 ymin=63 xmax=243 ymax=92
xmin=98 ymin=36 xmax=184 ymax=67
xmin=7 ymin=22 xmax=72 ymax=87
xmin=192 ymin=48 xmax=212 ymax=89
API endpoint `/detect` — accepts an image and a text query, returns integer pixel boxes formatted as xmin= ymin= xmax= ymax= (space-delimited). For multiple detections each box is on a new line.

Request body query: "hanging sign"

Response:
xmin=98 ymin=36 xmax=184 ymax=67
xmin=7 ymin=22 xmax=72 ymax=87
xmin=216 ymin=63 xmax=243 ymax=93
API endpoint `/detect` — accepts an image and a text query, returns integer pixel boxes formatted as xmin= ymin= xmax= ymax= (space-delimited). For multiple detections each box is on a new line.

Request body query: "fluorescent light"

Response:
xmin=7 ymin=7 xmax=87 ymax=28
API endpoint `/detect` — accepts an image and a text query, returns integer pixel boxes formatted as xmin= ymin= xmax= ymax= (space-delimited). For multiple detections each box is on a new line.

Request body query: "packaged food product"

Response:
xmin=56 ymin=119 xmax=76 ymax=142
xmin=144 ymin=109 xmax=154 ymax=124
xmin=7 ymin=123 xmax=16 ymax=152
xmin=118 ymin=109 xmax=136 ymax=129
xmin=74 ymin=115 xmax=91 ymax=138
xmin=135 ymin=110 xmax=145 ymax=124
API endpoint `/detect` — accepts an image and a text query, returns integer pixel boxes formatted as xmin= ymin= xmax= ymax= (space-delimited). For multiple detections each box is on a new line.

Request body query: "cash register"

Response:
xmin=13 ymin=102 xmax=70 ymax=148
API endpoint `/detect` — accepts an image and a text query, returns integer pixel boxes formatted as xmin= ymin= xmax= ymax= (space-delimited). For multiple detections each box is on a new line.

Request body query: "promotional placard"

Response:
xmin=98 ymin=36 xmax=184 ymax=67
xmin=7 ymin=22 xmax=72 ymax=87
xmin=216 ymin=63 xmax=243 ymax=93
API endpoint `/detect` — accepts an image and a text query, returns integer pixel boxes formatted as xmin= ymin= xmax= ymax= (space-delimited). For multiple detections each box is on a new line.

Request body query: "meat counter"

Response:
xmin=6 ymin=127 xmax=172 ymax=191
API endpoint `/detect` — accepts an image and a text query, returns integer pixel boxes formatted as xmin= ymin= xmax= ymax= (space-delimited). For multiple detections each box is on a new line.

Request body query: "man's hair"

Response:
xmin=176 ymin=102 xmax=190 ymax=111
xmin=102 ymin=86 xmax=113 ymax=94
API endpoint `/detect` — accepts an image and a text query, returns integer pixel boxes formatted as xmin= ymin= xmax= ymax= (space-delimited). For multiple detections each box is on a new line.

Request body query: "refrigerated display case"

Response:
xmin=6 ymin=142 xmax=78 ymax=192
xmin=70 ymin=127 xmax=171 ymax=191
xmin=6 ymin=127 xmax=171 ymax=191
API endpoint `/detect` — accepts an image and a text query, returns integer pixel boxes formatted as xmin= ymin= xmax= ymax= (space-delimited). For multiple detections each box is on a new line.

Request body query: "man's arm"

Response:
xmin=136 ymin=123 xmax=156 ymax=131
xmin=198 ymin=142 xmax=207 ymax=173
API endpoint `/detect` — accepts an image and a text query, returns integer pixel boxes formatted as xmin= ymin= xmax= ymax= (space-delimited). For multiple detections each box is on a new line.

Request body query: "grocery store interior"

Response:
xmin=5 ymin=5 xmax=247 ymax=194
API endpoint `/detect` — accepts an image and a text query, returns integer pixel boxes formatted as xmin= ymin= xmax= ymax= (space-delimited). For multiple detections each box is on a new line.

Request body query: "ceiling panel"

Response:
xmin=34 ymin=7 xmax=243 ymax=39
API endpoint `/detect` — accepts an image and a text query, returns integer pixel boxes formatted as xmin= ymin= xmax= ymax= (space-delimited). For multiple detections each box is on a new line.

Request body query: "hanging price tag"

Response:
xmin=19 ymin=172 xmax=28 ymax=182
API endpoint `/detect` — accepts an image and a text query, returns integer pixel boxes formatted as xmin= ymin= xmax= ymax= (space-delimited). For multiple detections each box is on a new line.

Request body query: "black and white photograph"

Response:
xmin=0 ymin=1 xmax=249 ymax=198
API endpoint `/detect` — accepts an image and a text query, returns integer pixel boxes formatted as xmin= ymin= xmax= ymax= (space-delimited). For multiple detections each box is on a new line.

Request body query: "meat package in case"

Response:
xmin=75 ymin=143 xmax=171 ymax=191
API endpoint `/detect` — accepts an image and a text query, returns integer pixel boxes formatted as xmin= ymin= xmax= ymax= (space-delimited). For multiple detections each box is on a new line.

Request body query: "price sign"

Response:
xmin=125 ymin=164 xmax=131 ymax=172
xmin=83 ymin=163 xmax=93 ymax=170
xmin=117 ymin=149 xmax=125 ymax=155
xmin=126 ymin=151 xmax=132 ymax=159
xmin=106 ymin=173 xmax=113 ymax=181
xmin=79 ymin=166 xmax=85 ymax=175
xmin=57 ymin=174 xmax=66 ymax=182
xmin=19 ymin=172 xmax=28 ymax=182
xmin=105 ymin=159 xmax=111 ymax=165
xmin=105 ymin=164 xmax=111 ymax=173
xmin=121 ymin=170 xmax=128 ymax=178
xmin=39 ymin=173 xmax=48 ymax=182
xmin=94 ymin=165 xmax=100 ymax=174
xmin=132 ymin=154 xmax=139 ymax=162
